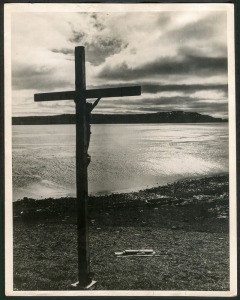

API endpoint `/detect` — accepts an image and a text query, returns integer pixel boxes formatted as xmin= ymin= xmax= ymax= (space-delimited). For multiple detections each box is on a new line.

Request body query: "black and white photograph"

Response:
xmin=4 ymin=2 xmax=237 ymax=296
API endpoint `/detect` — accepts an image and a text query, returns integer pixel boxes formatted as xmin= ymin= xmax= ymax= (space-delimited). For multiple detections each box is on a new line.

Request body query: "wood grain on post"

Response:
xmin=74 ymin=46 xmax=91 ymax=286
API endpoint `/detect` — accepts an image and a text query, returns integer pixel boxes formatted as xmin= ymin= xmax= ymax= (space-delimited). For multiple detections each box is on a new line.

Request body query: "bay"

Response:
xmin=12 ymin=123 xmax=228 ymax=201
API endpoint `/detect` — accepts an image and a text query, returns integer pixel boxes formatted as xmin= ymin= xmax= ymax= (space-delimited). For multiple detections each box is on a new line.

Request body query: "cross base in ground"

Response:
xmin=70 ymin=280 xmax=97 ymax=290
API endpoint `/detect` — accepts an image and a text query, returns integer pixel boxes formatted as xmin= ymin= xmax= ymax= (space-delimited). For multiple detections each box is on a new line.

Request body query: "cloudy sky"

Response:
xmin=10 ymin=6 xmax=229 ymax=117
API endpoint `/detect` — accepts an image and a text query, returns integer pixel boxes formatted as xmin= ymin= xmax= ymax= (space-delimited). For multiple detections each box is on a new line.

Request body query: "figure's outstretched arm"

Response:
xmin=91 ymin=97 xmax=101 ymax=111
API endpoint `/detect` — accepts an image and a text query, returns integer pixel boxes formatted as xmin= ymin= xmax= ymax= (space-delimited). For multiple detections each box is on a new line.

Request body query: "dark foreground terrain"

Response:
xmin=13 ymin=174 xmax=229 ymax=291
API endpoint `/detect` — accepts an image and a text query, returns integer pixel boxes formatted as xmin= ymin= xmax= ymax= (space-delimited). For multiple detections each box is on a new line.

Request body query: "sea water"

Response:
xmin=12 ymin=123 xmax=228 ymax=201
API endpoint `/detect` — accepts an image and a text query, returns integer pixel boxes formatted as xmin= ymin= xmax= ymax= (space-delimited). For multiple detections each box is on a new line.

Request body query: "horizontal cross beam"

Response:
xmin=34 ymin=86 xmax=141 ymax=102
xmin=86 ymin=86 xmax=141 ymax=99
xmin=34 ymin=91 xmax=75 ymax=102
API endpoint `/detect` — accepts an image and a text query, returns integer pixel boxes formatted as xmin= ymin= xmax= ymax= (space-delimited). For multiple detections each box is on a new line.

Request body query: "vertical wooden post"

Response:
xmin=74 ymin=46 xmax=91 ymax=286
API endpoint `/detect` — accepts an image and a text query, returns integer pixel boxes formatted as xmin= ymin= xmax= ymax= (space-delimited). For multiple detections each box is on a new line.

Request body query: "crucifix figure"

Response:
xmin=86 ymin=97 xmax=101 ymax=165
xmin=34 ymin=46 xmax=141 ymax=289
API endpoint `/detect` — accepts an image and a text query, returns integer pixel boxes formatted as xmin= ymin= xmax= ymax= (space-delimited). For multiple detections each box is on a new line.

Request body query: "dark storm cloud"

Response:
xmin=90 ymin=13 xmax=105 ymax=31
xmin=51 ymin=48 xmax=74 ymax=55
xmin=98 ymin=96 xmax=226 ymax=107
xmin=138 ymin=96 xmax=204 ymax=106
xmin=84 ymin=36 xmax=128 ymax=66
xmin=98 ymin=54 xmax=227 ymax=81
xmin=142 ymin=83 xmax=228 ymax=95
xmin=68 ymin=28 xmax=128 ymax=66
xmin=12 ymin=65 xmax=72 ymax=90
xmin=156 ymin=13 xmax=172 ymax=27
xmin=13 ymin=64 xmax=53 ymax=78
xmin=69 ymin=29 xmax=86 ymax=43
xmin=169 ymin=14 xmax=224 ymax=41
xmin=139 ymin=97 xmax=227 ymax=109
xmin=135 ymin=101 xmax=228 ymax=115
xmin=178 ymin=45 xmax=227 ymax=59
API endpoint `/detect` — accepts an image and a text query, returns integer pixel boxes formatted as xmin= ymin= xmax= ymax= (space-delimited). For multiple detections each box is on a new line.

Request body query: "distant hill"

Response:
xmin=12 ymin=111 xmax=227 ymax=125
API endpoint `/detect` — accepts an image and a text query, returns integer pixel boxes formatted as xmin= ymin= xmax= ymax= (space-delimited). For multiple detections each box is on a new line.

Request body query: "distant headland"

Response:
xmin=12 ymin=111 xmax=227 ymax=125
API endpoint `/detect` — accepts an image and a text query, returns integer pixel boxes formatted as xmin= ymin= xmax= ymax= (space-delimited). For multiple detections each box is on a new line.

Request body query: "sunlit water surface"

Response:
xmin=12 ymin=123 xmax=228 ymax=201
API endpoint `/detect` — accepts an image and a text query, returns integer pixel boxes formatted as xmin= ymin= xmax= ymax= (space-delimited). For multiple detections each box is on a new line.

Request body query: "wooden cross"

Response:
xmin=34 ymin=46 xmax=141 ymax=288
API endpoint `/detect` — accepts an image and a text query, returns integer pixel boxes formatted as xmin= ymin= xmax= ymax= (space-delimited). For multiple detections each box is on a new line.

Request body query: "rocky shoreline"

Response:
xmin=14 ymin=174 xmax=229 ymax=220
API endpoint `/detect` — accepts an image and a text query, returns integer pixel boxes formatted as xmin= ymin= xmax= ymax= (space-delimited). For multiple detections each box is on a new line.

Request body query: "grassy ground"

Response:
xmin=13 ymin=174 xmax=229 ymax=291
